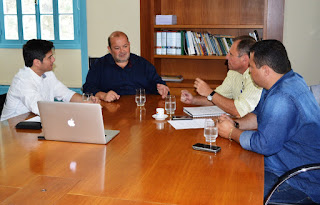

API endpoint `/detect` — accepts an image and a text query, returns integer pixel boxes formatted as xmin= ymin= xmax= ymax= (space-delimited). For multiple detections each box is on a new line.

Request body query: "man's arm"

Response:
xmin=217 ymin=113 xmax=257 ymax=144
xmin=194 ymin=78 xmax=240 ymax=117
xmin=82 ymin=61 xmax=103 ymax=95
xmin=69 ymin=93 xmax=100 ymax=103
xmin=157 ymin=84 xmax=170 ymax=99
xmin=180 ymin=90 xmax=213 ymax=105
xmin=95 ymin=91 xmax=120 ymax=102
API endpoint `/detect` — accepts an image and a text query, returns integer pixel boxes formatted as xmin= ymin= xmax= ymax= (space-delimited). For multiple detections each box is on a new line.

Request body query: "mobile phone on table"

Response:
xmin=192 ymin=143 xmax=221 ymax=153
xmin=172 ymin=115 xmax=192 ymax=120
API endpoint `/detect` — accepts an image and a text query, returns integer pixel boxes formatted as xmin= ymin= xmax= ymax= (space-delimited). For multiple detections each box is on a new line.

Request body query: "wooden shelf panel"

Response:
xmin=154 ymin=24 xmax=264 ymax=29
xmin=155 ymin=55 xmax=227 ymax=60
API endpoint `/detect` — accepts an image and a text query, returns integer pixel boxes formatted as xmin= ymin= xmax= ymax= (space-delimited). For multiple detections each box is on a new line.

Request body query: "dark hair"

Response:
xmin=23 ymin=39 xmax=54 ymax=67
xmin=108 ymin=31 xmax=129 ymax=48
xmin=250 ymin=40 xmax=291 ymax=74
xmin=233 ymin=35 xmax=257 ymax=57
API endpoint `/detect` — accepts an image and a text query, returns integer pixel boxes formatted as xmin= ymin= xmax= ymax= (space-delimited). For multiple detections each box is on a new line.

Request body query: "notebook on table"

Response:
xmin=37 ymin=101 xmax=119 ymax=144
xmin=183 ymin=105 xmax=227 ymax=118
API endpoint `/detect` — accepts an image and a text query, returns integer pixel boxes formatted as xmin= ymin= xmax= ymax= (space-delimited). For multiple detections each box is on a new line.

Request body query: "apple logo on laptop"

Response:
xmin=68 ymin=118 xmax=75 ymax=127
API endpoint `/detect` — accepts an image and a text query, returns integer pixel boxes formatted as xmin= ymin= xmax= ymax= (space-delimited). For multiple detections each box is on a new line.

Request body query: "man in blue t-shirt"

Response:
xmin=83 ymin=31 xmax=170 ymax=102
xmin=217 ymin=40 xmax=320 ymax=204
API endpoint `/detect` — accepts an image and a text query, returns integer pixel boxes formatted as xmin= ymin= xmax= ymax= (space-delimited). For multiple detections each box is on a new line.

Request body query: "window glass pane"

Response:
xmin=58 ymin=0 xmax=73 ymax=13
xmin=4 ymin=15 xmax=18 ymax=39
xmin=41 ymin=15 xmax=54 ymax=40
xmin=23 ymin=15 xmax=37 ymax=40
xmin=40 ymin=0 xmax=53 ymax=14
xmin=3 ymin=0 xmax=17 ymax=14
xmin=59 ymin=15 xmax=74 ymax=40
xmin=21 ymin=0 xmax=35 ymax=14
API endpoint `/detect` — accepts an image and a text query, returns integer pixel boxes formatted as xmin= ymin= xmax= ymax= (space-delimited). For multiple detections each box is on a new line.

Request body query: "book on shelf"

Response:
xmin=183 ymin=106 xmax=227 ymax=117
xmin=161 ymin=75 xmax=184 ymax=82
xmin=155 ymin=30 xmax=234 ymax=56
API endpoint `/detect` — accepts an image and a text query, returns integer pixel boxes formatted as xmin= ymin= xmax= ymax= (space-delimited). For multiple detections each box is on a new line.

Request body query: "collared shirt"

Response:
xmin=215 ymin=69 xmax=262 ymax=117
xmin=82 ymin=53 xmax=166 ymax=95
xmin=240 ymin=70 xmax=320 ymax=203
xmin=1 ymin=66 xmax=75 ymax=121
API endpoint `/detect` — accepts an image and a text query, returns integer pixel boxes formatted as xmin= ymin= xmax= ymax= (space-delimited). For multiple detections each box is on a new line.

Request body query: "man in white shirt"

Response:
xmin=1 ymin=39 xmax=99 ymax=121
xmin=181 ymin=36 xmax=262 ymax=118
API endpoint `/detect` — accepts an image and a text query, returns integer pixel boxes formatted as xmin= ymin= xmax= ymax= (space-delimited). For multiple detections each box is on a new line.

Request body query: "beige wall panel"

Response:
xmin=0 ymin=49 xmax=82 ymax=87
xmin=87 ymin=0 xmax=140 ymax=57
xmin=283 ymin=0 xmax=320 ymax=86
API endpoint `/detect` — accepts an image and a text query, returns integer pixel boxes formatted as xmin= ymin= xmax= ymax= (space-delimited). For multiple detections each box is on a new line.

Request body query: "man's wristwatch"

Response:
xmin=207 ymin=91 xmax=216 ymax=101
xmin=234 ymin=121 xmax=239 ymax=128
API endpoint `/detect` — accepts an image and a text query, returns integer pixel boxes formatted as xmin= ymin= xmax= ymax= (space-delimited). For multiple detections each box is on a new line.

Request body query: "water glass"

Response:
xmin=165 ymin=95 xmax=176 ymax=115
xmin=82 ymin=92 xmax=93 ymax=102
xmin=204 ymin=119 xmax=218 ymax=143
xmin=135 ymin=88 xmax=146 ymax=106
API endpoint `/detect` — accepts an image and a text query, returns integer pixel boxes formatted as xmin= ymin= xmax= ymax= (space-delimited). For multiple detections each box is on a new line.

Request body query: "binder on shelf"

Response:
xmin=183 ymin=106 xmax=227 ymax=118
xmin=166 ymin=31 xmax=177 ymax=55
xmin=161 ymin=31 xmax=167 ymax=55
xmin=155 ymin=31 xmax=162 ymax=55
xmin=161 ymin=75 xmax=184 ymax=82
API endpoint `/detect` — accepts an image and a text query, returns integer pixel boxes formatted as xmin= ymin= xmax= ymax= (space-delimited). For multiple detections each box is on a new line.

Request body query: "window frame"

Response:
xmin=0 ymin=0 xmax=80 ymax=49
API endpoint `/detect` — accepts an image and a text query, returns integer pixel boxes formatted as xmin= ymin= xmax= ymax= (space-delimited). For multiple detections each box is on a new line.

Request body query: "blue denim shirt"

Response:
xmin=240 ymin=70 xmax=320 ymax=203
xmin=83 ymin=53 xmax=166 ymax=95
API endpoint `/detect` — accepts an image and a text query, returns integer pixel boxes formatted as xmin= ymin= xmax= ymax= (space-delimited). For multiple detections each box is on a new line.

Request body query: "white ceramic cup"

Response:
xmin=156 ymin=108 xmax=164 ymax=117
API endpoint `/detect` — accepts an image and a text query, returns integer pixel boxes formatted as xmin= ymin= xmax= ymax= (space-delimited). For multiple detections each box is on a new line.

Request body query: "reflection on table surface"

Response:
xmin=0 ymin=95 xmax=263 ymax=205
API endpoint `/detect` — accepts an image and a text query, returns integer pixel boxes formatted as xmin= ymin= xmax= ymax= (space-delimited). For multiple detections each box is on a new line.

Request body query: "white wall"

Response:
xmin=283 ymin=0 xmax=320 ymax=86
xmin=87 ymin=0 xmax=140 ymax=57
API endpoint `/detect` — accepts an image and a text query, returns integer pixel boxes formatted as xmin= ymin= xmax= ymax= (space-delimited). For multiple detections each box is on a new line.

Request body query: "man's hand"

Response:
xmin=96 ymin=91 xmax=120 ymax=102
xmin=194 ymin=78 xmax=213 ymax=97
xmin=180 ymin=90 xmax=194 ymax=104
xmin=157 ymin=84 xmax=170 ymax=99
xmin=217 ymin=114 xmax=235 ymax=139
xmin=89 ymin=96 xmax=101 ymax=104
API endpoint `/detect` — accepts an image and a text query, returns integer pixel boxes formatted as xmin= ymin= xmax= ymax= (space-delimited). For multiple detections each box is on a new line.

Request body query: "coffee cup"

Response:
xmin=156 ymin=108 xmax=164 ymax=117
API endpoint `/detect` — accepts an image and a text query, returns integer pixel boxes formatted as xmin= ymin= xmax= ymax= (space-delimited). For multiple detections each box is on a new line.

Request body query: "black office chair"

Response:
xmin=0 ymin=93 xmax=7 ymax=116
xmin=89 ymin=57 xmax=99 ymax=69
xmin=264 ymin=163 xmax=320 ymax=205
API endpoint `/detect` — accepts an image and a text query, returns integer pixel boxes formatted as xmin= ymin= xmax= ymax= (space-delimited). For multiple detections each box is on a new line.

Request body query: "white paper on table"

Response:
xmin=168 ymin=119 xmax=206 ymax=130
xmin=25 ymin=116 xmax=41 ymax=122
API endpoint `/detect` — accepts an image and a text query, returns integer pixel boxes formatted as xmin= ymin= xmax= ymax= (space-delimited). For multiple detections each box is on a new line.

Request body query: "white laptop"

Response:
xmin=37 ymin=101 xmax=119 ymax=144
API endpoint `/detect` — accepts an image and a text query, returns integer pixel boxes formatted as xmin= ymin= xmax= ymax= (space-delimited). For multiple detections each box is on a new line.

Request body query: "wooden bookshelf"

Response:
xmin=140 ymin=0 xmax=285 ymax=96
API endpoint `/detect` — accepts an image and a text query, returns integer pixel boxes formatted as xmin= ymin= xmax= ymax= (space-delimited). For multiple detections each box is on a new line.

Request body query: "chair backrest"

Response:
xmin=310 ymin=84 xmax=320 ymax=105
xmin=89 ymin=57 xmax=99 ymax=69
xmin=0 ymin=93 xmax=7 ymax=116
xmin=264 ymin=163 xmax=320 ymax=205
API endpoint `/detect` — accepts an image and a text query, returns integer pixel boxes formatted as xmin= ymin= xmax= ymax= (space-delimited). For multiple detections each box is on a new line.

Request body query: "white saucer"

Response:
xmin=152 ymin=114 xmax=168 ymax=120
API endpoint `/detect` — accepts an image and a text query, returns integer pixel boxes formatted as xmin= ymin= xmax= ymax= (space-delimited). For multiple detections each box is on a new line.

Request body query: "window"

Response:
xmin=0 ymin=0 xmax=80 ymax=48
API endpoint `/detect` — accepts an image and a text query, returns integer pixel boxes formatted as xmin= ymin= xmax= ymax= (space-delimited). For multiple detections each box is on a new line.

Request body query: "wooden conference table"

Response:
xmin=0 ymin=95 xmax=263 ymax=205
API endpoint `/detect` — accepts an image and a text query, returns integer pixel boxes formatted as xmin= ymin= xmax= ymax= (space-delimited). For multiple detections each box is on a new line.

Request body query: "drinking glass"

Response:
xmin=204 ymin=119 xmax=218 ymax=143
xmin=82 ymin=92 xmax=93 ymax=102
xmin=165 ymin=95 xmax=176 ymax=115
xmin=135 ymin=88 xmax=146 ymax=106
